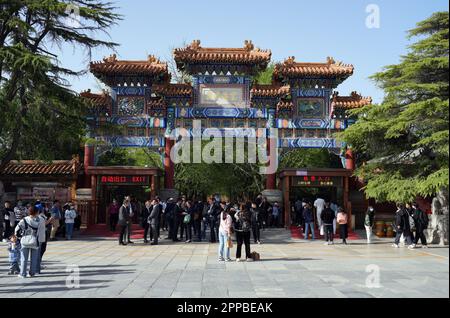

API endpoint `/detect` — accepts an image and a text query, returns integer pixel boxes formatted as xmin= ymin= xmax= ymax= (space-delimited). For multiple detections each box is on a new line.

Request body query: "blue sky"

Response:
xmin=60 ymin=0 xmax=449 ymax=103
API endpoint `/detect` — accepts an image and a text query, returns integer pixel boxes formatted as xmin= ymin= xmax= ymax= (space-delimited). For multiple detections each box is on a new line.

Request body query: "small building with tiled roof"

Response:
xmin=0 ymin=157 xmax=83 ymax=204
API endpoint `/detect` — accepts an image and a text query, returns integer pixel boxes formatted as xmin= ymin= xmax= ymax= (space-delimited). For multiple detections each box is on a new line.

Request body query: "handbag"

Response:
xmin=183 ymin=214 xmax=191 ymax=224
xmin=226 ymin=237 xmax=233 ymax=248
xmin=20 ymin=220 xmax=39 ymax=249
xmin=320 ymin=225 xmax=324 ymax=236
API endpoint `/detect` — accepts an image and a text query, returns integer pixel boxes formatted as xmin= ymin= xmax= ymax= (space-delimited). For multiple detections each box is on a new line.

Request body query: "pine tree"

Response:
xmin=0 ymin=0 xmax=121 ymax=169
xmin=338 ymin=12 xmax=449 ymax=203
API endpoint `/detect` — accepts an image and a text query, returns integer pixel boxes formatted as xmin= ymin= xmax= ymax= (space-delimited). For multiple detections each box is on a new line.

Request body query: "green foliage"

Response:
xmin=0 ymin=0 xmax=121 ymax=169
xmin=97 ymin=148 xmax=162 ymax=169
xmin=254 ymin=63 xmax=275 ymax=85
xmin=173 ymin=140 xmax=265 ymax=200
xmin=278 ymin=149 xmax=342 ymax=171
xmin=337 ymin=12 xmax=449 ymax=203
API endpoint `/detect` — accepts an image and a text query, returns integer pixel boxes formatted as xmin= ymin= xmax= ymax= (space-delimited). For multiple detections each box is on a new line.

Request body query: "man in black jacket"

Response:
xmin=148 ymin=199 xmax=161 ymax=245
xmin=164 ymin=198 xmax=175 ymax=240
xmin=393 ymin=203 xmax=414 ymax=249
xmin=118 ymin=200 xmax=131 ymax=246
xmin=208 ymin=198 xmax=221 ymax=243
xmin=412 ymin=202 xmax=429 ymax=248
xmin=320 ymin=202 xmax=336 ymax=245
xmin=142 ymin=200 xmax=152 ymax=244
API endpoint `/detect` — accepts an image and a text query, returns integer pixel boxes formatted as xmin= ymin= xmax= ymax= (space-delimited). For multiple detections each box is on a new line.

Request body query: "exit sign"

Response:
xmin=100 ymin=176 xmax=149 ymax=185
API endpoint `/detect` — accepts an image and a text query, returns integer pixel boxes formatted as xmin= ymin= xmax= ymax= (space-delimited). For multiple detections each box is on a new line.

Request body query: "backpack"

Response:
xmin=408 ymin=212 xmax=415 ymax=230
xmin=183 ymin=214 xmax=191 ymax=224
xmin=20 ymin=219 xmax=39 ymax=249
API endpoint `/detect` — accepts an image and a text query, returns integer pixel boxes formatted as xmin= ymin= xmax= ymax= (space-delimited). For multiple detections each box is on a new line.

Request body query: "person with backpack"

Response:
xmin=303 ymin=202 xmax=315 ymax=241
xmin=412 ymin=202 xmax=429 ymax=248
xmin=320 ymin=202 xmax=336 ymax=245
xmin=393 ymin=203 xmax=415 ymax=249
xmin=64 ymin=203 xmax=77 ymax=240
xmin=250 ymin=203 xmax=261 ymax=245
xmin=14 ymin=205 xmax=45 ymax=278
xmin=234 ymin=204 xmax=253 ymax=262
xmin=336 ymin=207 xmax=348 ymax=245
xmin=405 ymin=203 xmax=416 ymax=242
xmin=218 ymin=207 xmax=233 ymax=262
xmin=364 ymin=206 xmax=375 ymax=244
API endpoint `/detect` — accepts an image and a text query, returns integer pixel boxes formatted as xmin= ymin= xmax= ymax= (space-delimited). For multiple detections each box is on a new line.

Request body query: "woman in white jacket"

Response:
xmin=14 ymin=206 xmax=45 ymax=278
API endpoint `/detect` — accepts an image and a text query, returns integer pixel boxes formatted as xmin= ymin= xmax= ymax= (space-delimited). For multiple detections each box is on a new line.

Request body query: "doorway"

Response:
xmin=97 ymin=185 xmax=150 ymax=224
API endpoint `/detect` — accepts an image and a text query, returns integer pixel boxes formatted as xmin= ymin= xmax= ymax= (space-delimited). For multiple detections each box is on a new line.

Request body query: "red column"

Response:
xmin=266 ymin=138 xmax=276 ymax=189
xmin=164 ymin=138 xmax=175 ymax=189
xmin=345 ymin=148 xmax=355 ymax=171
xmin=84 ymin=144 xmax=95 ymax=188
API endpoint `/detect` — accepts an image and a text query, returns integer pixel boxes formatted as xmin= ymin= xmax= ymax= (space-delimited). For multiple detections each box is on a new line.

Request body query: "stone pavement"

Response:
xmin=0 ymin=229 xmax=448 ymax=298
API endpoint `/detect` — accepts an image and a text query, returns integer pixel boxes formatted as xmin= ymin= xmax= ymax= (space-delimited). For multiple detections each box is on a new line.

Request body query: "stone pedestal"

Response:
xmin=159 ymin=189 xmax=179 ymax=202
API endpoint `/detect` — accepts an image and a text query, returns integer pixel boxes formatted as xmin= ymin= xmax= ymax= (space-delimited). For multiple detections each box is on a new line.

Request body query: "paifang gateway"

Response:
xmin=78 ymin=40 xmax=374 ymax=227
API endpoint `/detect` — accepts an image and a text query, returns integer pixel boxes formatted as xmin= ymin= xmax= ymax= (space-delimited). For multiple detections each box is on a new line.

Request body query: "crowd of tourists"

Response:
xmin=0 ymin=193 xmax=431 ymax=277
xmin=0 ymin=200 xmax=79 ymax=277
xmin=110 ymin=194 xmax=282 ymax=262
xmin=292 ymin=197 xmax=429 ymax=249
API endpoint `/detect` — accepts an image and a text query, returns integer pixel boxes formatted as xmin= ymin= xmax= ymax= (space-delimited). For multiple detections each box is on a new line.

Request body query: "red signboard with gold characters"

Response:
xmin=292 ymin=176 xmax=342 ymax=187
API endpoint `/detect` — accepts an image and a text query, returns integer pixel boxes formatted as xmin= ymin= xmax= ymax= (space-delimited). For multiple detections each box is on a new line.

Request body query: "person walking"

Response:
xmin=124 ymin=196 xmax=134 ymax=244
xmin=148 ymin=198 xmax=161 ymax=245
xmin=321 ymin=202 xmax=336 ymax=245
xmin=64 ymin=204 xmax=77 ymax=240
xmin=14 ymin=206 xmax=45 ymax=278
xmin=294 ymin=199 xmax=304 ymax=228
xmin=250 ymin=203 xmax=261 ymax=244
xmin=142 ymin=200 xmax=152 ymax=244
xmin=234 ymin=205 xmax=252 ymax=262
xmin=183 ymin=201 xmax=195 ymax=243
xmin=14 ymin=201 xmax=27 ymax=227
xmin=108 ymin=199 xmax=120 ymax=232
xmin=7 ymin=235 xmax=21 ymax=275
xmin=364 ymin=206 xmax=375 ymax=243
xmin=2 ymin=201 xmax=15 ymax=242
xmin=37 ymin=207 xmax=51 ymax=274
xmin=412 ymin=202 xmax=429 ymax=248
xmin=330 ymin=201 xmax=338 ymax=235
xmin=208 ymin=198 xmax=220 ymax=243
xmin=271 ymin=202 xmax=281 ymax=228
xmin=303 ymin=202 xmax=315 ymax=241
xmin=218 ymin=208 xmax=233 ymax=262
xmin=49 ymin=200 xmax=62 ymax=241
xmin=314 ymin=197 xmax=326 ymax=234
xmin=336 ymin=207 xmax=348 ymax=245
xmin=118 ymin=200 xmax=131 ymax=246
xmin=393 ymin=203 xmax=415 ymax=249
